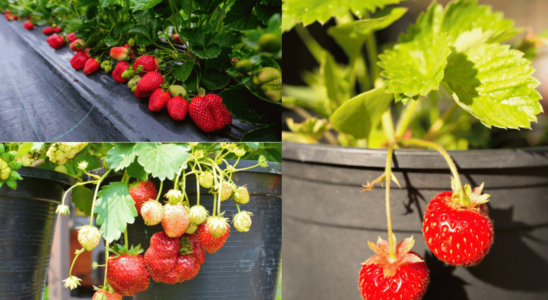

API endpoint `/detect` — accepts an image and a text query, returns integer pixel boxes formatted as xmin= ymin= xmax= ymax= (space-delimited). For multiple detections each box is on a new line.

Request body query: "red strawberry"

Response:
xmin=129 ymin=180 xmax=157 ymax=215
xmin=137 ymin=71 xmax=164 ymax=93
xmin=359 ymin=237 xmax=429 ymax=300
xmin=84 ymin=58 xmax=100 ymax=75
xmin=423 ymin=183 xmax=494 ymax=267
xmin=145 ymin=247 xmax=177 ymax=277
xmin=47 ymin=35 xmax=65 ymax=49
xmin=189 ymin=94 xmax=232 ymax=132
xmin=134 ymin=86 xmax=153 ymax=99
xmin=124 ymin=43 xmax=136 ymax=59
xmin=182 ymin=233 xmax=206 ymax=265
xmin=133 ymin=55 xmax=159 ymax=75
xmin=162 ymin=203 xmax=190 ymax=238
xmin=110 ymin=46 xmax=130 ymax=61
xmin=70 ymin=39 xmax=85 ymax=52
xmin=197 ymin=222 xmax=229 ymax=254
xmin=66 ymin=32 xmax=77 ymax=42
xmin=53 ymin=26 xmax=62 ymax=33
xmin=149 ymin=89 xmax=171 ymax=112
xmin=70 ymin=51 xmax=89 ymax=70
xmin=172 ymin=34 xmax=184 ymax=45
xmin=150 ymin=232 xmax=181 ymax=259
xmin=107 ymin=244 xmax=149 ymax=296
xmin=167 ymin=96 xmax=188 ymax=121
xmin=175 ymin=254 xmax=200 ymax=282
xmin=112 ymin=61 xmax=130 ymax=83
xmin=23 ymin=22 xmax=34 ymax=30
xmin=92 ymin=290 xmax=122 ymax=300
xmin=42 ymin=27 xmax=53 ymax=35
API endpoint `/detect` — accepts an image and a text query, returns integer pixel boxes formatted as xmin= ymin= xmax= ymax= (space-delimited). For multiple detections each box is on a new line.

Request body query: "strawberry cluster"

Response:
xmin=4 ymin=10 xmax=19 ymax=21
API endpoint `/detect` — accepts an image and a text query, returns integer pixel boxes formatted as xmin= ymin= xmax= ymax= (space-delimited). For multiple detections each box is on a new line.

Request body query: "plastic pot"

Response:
xmin=93 ymin=160 xmax=282 ymax=300
xmin=282 ymin=142 xmax=548 ymax=300
xmin=0 ymin=168 xmax=73 ymax=300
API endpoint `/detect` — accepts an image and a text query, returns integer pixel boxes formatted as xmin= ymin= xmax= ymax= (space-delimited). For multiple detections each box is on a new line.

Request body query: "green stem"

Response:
xmin=103 ymin=241 xmax=110 ymax=288
xmin=124 ymin=228 xmax=128 ymax=248
xmin=424 ymin=102 xmax=458 ymax=139
xmin=69 ymin=248 xmax=85 ymax=276
xmin=366 ymin=32 xmax=381 ymax=86
xmin=395 ymin=98 xmax=420 ymax=138
xmin=195 ymin=173 xmax=200 ymax=206
xmin=89 ymin=169 xmax=113 ymax=227
xmin=294 ymin=25 xmax=323 ymax=63
xmin=382 ymin=109 xmax=396 ymax=144
xmin=156 ymin=181 xmax=164 ymax=202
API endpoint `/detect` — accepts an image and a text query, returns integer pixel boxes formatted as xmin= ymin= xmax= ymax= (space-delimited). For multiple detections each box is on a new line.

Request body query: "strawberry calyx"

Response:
xmin=450 ymin=178 xmax=490 ymax=209
xmin=108 ymin=243 xmax=144 ymax=258
xmin=179 ymin=236 xmax=194 ymax=255
xmin=363 ymin=236 xmax=423 ymax=278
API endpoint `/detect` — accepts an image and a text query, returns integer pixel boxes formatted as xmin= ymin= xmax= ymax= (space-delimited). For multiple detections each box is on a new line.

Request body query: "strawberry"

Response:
xmin=53 ymin=26 xmax=62 ymax=33
xmin=149 ymin=89 xmax=171 ymax=112
xmin=137 ymin=71 xmax=164 ymax=93
xmin=189 ymin=94 xmax=232 ymax=132
xmin=23 ymin=21 xmax=34 ymax=30
xmin=182 ymin=233 xmax=206 ymax=265
xmin=77 ymin=225 xmax=101 ymax=251
xmin=167 ymin=96 xmax=188 ymax=121
xmin=197 ymin=222 xmax=230 ymax=253
xmin=199 ymin=171 xmax=213 ymax=188
xmin=112 ymin=61 xmax=130 ymax=83
xmin=168 ymin=85 xmax=187 ymax=98
xmin=134 ymin=86 xmax=153 ymax=98
xmin=219 ymin=183 xmax=233 ymax=201
xmin=47 ymin=35 xmax=65 ymax=49
xmin=42 ymin=27 xmax=53 ymax=35
xmin=188 ymin=205 xmax=209 ymax=225
xmin=92 ymin=290 xmax=122 ymax=300
xmin=123 ymin=43 xmax=136 ymax=59
xmin=129 ymin=180 xmax=157 ymax=215
xmin=70 ymin=51 xmax=89 ymax=70
xmin=172 ymin=34 xmax=184 ymax=45
xmin=233 ymin=211 xmax=253 ymax=233
xmin=162 ymin=203 xmax=190 ymax=238
xmin=423 ymin=183 xmax=494 ymax=267
xmin=175 ymin=254 xmax=200 ymax=281
xmin=70 ymin=39 xmax=85 ymax=52
xmin=66 ymin=32 xmax=77 ymax=42
xmin=133 ymin=55 xmax=159 ymax=75
xmin=359 ymin=237 xmax=429 ymax=300
xmin=150 ymin=232 xmax=181 ymax=258
xmin=107 ymin=244 xmax=149 ymax=296
xmin=145 ymin=247 xmax=177 ymax=277
xmin=141 ymin=200 xmax=164 ymax=225
xmin=206 ymin=216 xmax=229 ymax=238
xmin=233 ymin=186 xmax=249 ymax=204
xmin=110 ymin=46 xmax=130 ymax=61
xmin=84 ymin=58 xmax=100 ymax=75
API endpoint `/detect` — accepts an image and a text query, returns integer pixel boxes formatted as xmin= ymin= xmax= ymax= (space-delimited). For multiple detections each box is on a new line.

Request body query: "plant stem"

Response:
xmin=195 ymin=173 xmax=200 ymax=206
xmin=384 ymin=143 xmax=397 ymax=260
xmin=395 ymin=98 xmax=420 ymax=138
xmin=69 ymin=248 xmax=85 ymax=275
xmin=89 ymin=169 xmax=112 ymax=227
xmin=382 ymin=110 xmax=396 ymax=143
xmin=366 ymin=32 xmax=380 ymax=85
xmin=424 ymin=102 xmax=458 ymax=139
xmin=103 ymin=241 xmax=109 ymax=288
xmin=124 ymin=228 xmax=128 ymax=248
xmin=156 ymin=181 xmax=164 ymax=202
xmin=294 ymin=25 xmax=324 ymax=63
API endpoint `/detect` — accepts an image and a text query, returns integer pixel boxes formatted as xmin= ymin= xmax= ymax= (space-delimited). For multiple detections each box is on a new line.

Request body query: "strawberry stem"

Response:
xmin=385 ymin=143 xmax=397 ymax=261
xmin=103 ymin=241 xmax=110 ymax=290
xmin=89 ymin=169 xmax=112 ymax=227
xmin=124 ymin=228 xmax=128 ymax=248
xmin=69 ymin=248 xmax=85 ymax=276
xmin=156 ymin=181 xmax=163 ymax=202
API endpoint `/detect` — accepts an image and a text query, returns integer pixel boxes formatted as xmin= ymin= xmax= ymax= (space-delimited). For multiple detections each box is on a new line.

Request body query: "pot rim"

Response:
xmin=282 ymin=142 xmax=548 ymax=169
xmin=17 ymin=167 xmax=74 ymax=187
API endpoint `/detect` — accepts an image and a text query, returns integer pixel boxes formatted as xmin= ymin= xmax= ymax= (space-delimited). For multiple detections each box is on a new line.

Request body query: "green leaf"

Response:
xmin=95 ymin=182 xmax=137 ymax=243
xmin=5 ymin=178 xmax=16 ymax=190
xmin=99 ymin=0 xmax=114 ymax=8
xmin=221 ymin=84 xmax=281 ymax=125
xmin=129 ymin=25 xmax=152 ymax=41
xmin=210 ymin=32 xmax=242 ymax=48
xmin=201 ymin=68 xmax=231 ymax=90
xmin=130 ymin=0 xmax=163 ymax=10
xmin=127 ymin=159 xmax=148 ymax=180
xmin=283 ymin=0 xmax=402 ymax=29
xmin=62 ymin=18 xmax=84 ymax=34
xmin=172 ymin=63 xmax=194 ymax=82
xmin=105 ymin=143 xmax=138 ymax=171
xmin=256 ymin=4 xmax=280 ymax=25
xmin=327 ymin=7 xmax=407 ymax=61
xmin=114 ymin=22 xmax=133 ymax=37
xmin=135 ymin=144 xmax=190 ymax=181
xmin=441 ymin=43 xmax=542 ymax=129
xmin=331 ymin=87 xmax=393 ymax=139
xmin=72 ymin=186 xmax=94 ymax=216
xmin=241 ymin=125 xmax=280 ymax=141
xmin=190 ymin=44 xmax=221 ymax=59
xmin=224 ymin=0 xmax=260 ymax=31
xmin=16 ymin=143 xmax=34 ymax=158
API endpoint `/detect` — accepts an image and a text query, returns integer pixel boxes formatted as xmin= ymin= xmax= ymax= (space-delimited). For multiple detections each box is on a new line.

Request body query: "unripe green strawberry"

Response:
xmin=128 ymin=38 xmax=135 ymax=46
xmin=206 ymin=216 xmax=229 ymax=238
xmin=253 ymin=67 xmax=281 ymax=102
xmin=0 ymin=159 xmax=10 ymax=180
xmin=168 ymin=85 xmax=187 ymax=98
xmin=219 ymin=183 xmax=233 ymax=201
xmin=235 ymin=59 xmax=253 ymax=73
xmin=165 ymin=189 xmax=183 ymax=204
xmin=258 ymin=33 xmax=281 ymax=53
xmin=77 ymin=225 xmax=101 ymax=251
xmin=121 ymin=67 xmax=134 ymax=79
xmin=127 ymin=75 xmax=141 ymax=88
xmin=141 ymin=200 xmax=164 ymax=226
xmin=199 ymin=171 xmax=213 ymax=189
xmin=47 ymin=143 xmax=88 ymax=165
xmin=233 ymin=186 xmax=249 ymax=204
xmin=233 ymin=211 xmax=253 ymax=232
xmin=185 ymin=223 xmax=198 ymax=234
xmin=189 ymin=205 xmax=209 ymax=225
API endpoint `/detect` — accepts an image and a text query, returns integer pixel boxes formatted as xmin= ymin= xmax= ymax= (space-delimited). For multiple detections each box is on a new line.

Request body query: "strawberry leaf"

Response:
xmin=172 ymin=63 xmax=194 ymax=82
xmin=224 ymin=0 xmax=260 ymax=31
xmin=221 ymin=84 xmax=281 ymax=125
xmin=135 ymin=143 xmax=191 ymax=181
xmin=95 ymin=182 xmax=137 ymax=243
xmin=130 ymin=0 xmax=163 ymax=11
xmin=72 ymin=185 xmax=94 ymax=216
xmin=105 ymin=143 xmax=138 ymax=171
xmin=126 ymin=159 xmax=148 ymax=180
xmin=201 ymin=68 xmax=231 ymax=90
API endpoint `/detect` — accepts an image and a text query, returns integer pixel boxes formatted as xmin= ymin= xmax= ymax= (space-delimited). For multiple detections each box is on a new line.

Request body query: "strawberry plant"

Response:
xmin=1 ymin=0 xmax=282 ymax=141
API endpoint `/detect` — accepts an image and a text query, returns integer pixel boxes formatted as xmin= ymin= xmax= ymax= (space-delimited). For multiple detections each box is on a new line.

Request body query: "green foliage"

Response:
xmin=135 ymin=143 xmax=191 ymax=181
xmin=95 ymin=182 xmax=137 ymax=242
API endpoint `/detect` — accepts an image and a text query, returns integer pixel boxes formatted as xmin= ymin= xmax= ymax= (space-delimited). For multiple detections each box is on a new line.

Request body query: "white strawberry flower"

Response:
xmin=63 ymin=276 xmax=82 ymax=290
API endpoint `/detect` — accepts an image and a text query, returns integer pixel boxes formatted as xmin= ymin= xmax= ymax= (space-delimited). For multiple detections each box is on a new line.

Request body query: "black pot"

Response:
xmin=0 ymin=168 xmax=73 ymax=300
xmin=282 ymin=142 xmax=548 ymax=300
xmin=94 ymin=160 xmax=282 ymax=300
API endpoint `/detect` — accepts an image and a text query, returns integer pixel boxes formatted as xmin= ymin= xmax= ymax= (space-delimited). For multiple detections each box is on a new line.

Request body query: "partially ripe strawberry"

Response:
xmin=199 ymin=171 xmax=213 ymax=188
xmin=53 ymin=26 xmax=62 ymax=33
xmin=189 ymin=94 xmax=232 ymax=132
xmin=206 ymin=216 xmax=229 ymax=238
xmin=77 ymin=225 xmax=101 ymax=251
xmin=162 ymin=203 xmax=190 ymax=238
xmin=149 ymin=89 xmax=171 ymax=112
xmin=197 ymin=222 xmax=230 ymax=253
xmin=107 ymin=244 xmax=149 ymax=296
xmin=47 ymin=35 xmax=65 ymax=49
xmin=233 ymin=186 xmax=249 ymax=204
xmin=23 ymin=21 xmax=34 ymax=30
xmin=112 ymin=62 xmax=130 ymax=83
xmin=137 ymin=71 xmax=164 ymax=93
xmin=423 ymin=183 xmax=494 ymax=267
xmin=189 ymin=205 xmax=208 ymax=225
xmin=70 ymin=39 xmax=85 ymax=52
xmin=92 ymin=290 xmax=122 ymax=300
xmin=218 ymin=183 xmax=233 ymax=201
xmin=42 ymin=27 xmax=53 ymax=35
xmin=66 ymin=32 xmax=77 ymax=42
xmin=110 ymin=46 xmax=130 ymax=61
xmin=167 ymin=96 xmax=188 ymax=120
xmin=233 ymin=211 xmax=253 ymax=232
xmin=141 ymin=200 xmax=164 ymax=225
xmin=134 ymin=86 xmax=153 ymax=98
xmin=70 ymin=51 xmax=89 ymax=70
xmin=84 ymin=58 xmax=100 ymax=75
xmin=172 ymin=34 xmax=184 ymax=45
xmin=129 ymin=180 xmax=157 ymax=215
xmin=133 ymin=55 xmax=159 ymax=75
xmin=359 ymin=236 xmax=429 ymax=300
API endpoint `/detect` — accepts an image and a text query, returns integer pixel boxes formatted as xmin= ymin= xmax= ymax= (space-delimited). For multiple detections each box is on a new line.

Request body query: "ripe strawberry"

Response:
xmin=70 ymin=51 xmax=90 ymax=70
xmin=167 ymin=96 xmax=188 ymax=121
xmin=423 ymin=183 xmax=494 ymax=267
xmin=92 ymin=290 xmax=122 ymax=300
xmin=66 ymin=32 xmax=77 ymax=42
xmin=134 ymin=86 xmax=153 ymax=98
xmin=176 ymin=254 xmax=201 ymax=281
xmin=133 ymin=55 xmax=159 ymax=75
xmin=150 ymin=232 xmax=181 ymax=258
xmin=53 ymin=26 xmax=62 ymax=33
xmin=129 ymin=180 xmax=157 ymax=215
xmin=149 ymin=89 xmax=171 ymax=112
xmin=182 ymin=233 xmax=206 ymax=265
xmin=172 ymin=34 xmax=184 ymax=45
xmin=84 ymin=58 xmax=100 ymax=75
xmin=123 ymin=43 xmax=136 ymax=59
xmin=162 ymin=203 xmax=190 ymax=238
xmin=77 ymin=225 xmax=101 ymax=251
xmin=47 ymin=35 xmax=65 ymax=49
xmin=359 ymin=237 xmax=429 ymax=300
xmin=112 ymin=61 xmax=130 ymax=83
xmin=189 ymin=94 xmax=232 ymax=132
xmin=110 ymin=46 xmax=130 ymax=61
xmin=23 ymin=21 xmax=34 ymax=30
xmin=70 ymin=39 xmax=85 ymax=52
xmin=145 ymin=247 xmax=177 ymax=277
xmin=42 ymin=27 xmax=53 ymax=35
xmin=137 ymin=71 xmax=164 ymax=93
xmin=141 ymin=200 xmax=164 ymax=225
xmin=107 ymin=244 xmax=149 ymax=296
xmin=197 ymin=222 xmax=230 ymax=253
